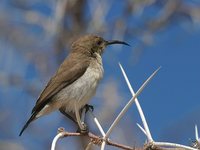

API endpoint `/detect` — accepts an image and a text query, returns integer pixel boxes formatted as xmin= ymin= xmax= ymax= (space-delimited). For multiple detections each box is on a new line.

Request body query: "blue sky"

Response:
xmin=1 ymin=0 xmax=200 ymax=149
xmin=103 ymin=25 xmax=200 ymax=141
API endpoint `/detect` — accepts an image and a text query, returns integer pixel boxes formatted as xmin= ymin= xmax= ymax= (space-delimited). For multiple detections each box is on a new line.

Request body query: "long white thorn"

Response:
xmin=88 ymin=110 xmax=106 ymax=137
xmin=103 ymin=64 xmax=160 ymax=140
xmin=137 ymin=123 xmax=147 ymax=136
xmin=195 ymin=124 xmax=199 ymax=141
xmin=101 ymin=141 xmax=106 ymax=150
xmin=85 ymin=142 xmax=93 ymax=150
xmin=119 ymin=63 xmax=161 ymax=142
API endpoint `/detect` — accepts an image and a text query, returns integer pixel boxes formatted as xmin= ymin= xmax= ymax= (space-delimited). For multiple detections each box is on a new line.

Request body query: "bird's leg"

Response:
xmin=81 ymin=107 xmax=86 ymax=123
xmin=75 ymin=103 xmax=88 ymax=134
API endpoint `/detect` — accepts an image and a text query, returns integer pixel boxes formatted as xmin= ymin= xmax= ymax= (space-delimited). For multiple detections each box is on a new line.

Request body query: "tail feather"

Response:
xmin=19 ymin=113 xmax=37 ymax=136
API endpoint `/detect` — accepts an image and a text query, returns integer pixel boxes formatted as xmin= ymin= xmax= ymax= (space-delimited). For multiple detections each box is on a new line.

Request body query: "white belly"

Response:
xmin=57 ymin=63 xmax=103 ymax=112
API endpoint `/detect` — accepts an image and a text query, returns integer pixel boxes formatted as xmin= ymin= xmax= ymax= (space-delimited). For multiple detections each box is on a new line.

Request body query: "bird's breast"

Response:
xmin=55 ymin=57 xmax=104 ymax=112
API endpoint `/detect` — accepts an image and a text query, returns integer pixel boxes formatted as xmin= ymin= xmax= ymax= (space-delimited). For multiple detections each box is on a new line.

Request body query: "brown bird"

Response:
xmin=19 ymin=35 xmax=129 ymax=136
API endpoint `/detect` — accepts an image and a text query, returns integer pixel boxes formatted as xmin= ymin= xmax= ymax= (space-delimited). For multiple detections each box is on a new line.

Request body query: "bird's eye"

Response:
xmin=97 ymin=40 xmax=102 ymax=46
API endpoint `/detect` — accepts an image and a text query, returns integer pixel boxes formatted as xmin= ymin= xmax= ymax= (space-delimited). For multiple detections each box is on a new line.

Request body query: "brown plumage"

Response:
xmin=19 ymin=35 xmax=129 ymax=136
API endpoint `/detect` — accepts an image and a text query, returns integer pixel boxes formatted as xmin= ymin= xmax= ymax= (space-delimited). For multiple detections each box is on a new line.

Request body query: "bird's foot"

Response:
xmin=84 ymin=104 xmax=94 ymax=112
xmin=77 ymin=123 xmax=89 ymax=134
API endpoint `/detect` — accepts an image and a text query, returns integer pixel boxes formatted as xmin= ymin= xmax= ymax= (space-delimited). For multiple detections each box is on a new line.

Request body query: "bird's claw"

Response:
xmin=81 ymin=123 xmax=89 ymax=134
xmin=84 ymin=104 xmax=94 ymax=112
xmin=77 ymin=122 xmax=89 ymax=134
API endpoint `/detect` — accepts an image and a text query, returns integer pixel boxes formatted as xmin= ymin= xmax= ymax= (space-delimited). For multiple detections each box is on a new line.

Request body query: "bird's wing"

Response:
xmin=31 ymin=56 xmax=90 ymax=114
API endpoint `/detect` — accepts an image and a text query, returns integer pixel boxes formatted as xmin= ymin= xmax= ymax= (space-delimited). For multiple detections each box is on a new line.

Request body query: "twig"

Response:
xmin=51 ymin=132 xmax=65 ymax=150
xmin=154 ymin=142 xmax=198 ymax=150
xmin=51 ymin=128 xmax=135 ymax=150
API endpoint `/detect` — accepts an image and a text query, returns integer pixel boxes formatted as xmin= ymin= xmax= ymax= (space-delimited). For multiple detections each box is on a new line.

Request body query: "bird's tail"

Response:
xmin=19 ymin=113 xmax=37 ymax=136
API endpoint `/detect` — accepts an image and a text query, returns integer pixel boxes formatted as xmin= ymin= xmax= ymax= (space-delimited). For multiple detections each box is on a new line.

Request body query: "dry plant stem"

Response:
xmin=118 ymin=63 xmax=160 ymax=142
xmin=51 ymin=130 xmax=135 ymax=150
xmin=154 ymin=142 xmax=198 ymax=150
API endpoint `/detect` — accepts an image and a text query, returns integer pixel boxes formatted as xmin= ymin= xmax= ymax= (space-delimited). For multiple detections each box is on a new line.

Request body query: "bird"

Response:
xmin=19 ymin=35 xmax=129 ymax=136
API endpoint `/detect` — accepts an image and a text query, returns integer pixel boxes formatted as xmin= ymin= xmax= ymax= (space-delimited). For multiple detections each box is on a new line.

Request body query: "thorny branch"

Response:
xmin=51 ymin=64 xmax=199 ymax=150
xmin=51 ymin=128 xmax=136 ymax=150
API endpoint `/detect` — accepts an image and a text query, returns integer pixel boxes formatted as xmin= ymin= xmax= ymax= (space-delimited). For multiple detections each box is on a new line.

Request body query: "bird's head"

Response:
xmin=71 ymin=35 xmax=129 ymax=56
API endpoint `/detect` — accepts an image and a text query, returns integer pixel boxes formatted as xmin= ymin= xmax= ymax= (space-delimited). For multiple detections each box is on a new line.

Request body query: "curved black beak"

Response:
xmin=106 ymin=40 xmax=130 ymax=46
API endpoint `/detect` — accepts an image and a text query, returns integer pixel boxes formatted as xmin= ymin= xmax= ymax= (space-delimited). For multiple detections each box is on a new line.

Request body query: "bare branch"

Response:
xmin=154 ymin=142 xmax=198 ymax=150
xmin=51 ymin=132 xmax=65 ymax=150
xmin=51 ymin=128 xmax=136 ymax=150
